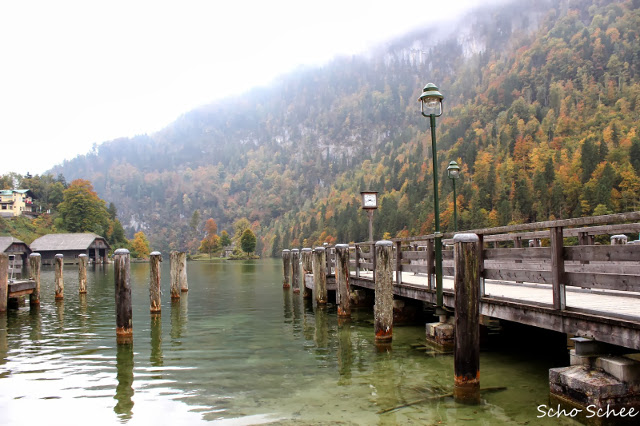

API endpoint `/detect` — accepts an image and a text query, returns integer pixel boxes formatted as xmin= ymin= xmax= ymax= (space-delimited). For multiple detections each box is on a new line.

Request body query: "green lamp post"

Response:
xmin=447 ymin=160 xmax=460 ymax=232
xmin=419 ymin=83 xmax=445 ymax=312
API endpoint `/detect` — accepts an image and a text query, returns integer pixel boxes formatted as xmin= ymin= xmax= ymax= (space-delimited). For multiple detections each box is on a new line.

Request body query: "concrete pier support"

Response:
xmin=114 ymin=249 xmax=133 ymax=344
xmin=453 ymin=233 xmax=481 ymax=404
xmin=78 ymin=254 xmax=88 ymax=294
xmin=374 ymin=240 xmax=393 ymax=343
xmin=282 ymin=249 xmax=291 ymax=289
xmin=291 ymin=249 xmax=300 ymax=294
xmin=335 ymin=244 xmax=351 ymax=318
xmin=312 ymin=247 xmax=327 ymax=305
xmin=54 ymin=254 xmax=64 ymax=300
xmin=29 ymin=253 xmax=41 ymax=306
xmin=301 ymin=248 xmax=313 ymax=299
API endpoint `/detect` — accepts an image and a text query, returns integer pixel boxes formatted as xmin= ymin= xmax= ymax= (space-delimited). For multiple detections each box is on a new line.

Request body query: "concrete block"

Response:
xmin=596 ymin=356 xmax=640 ymax=384
xmin=569 ymin=349 xmax=596 ymax=367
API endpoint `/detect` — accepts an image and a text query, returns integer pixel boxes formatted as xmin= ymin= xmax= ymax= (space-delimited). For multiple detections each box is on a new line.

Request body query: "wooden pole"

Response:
xmin=282 ymin=249 xmax=291 ymax=289
xmin=611 ymin=234 xmax=628 ymax=245
xmin=453 ymin=233 xmax=480 ymax=404
xmin=301 ymin=248 xmax=313 ymax=299
xmin=150 ymin=251 xmax=162 ymax=314
xmin=178 ymin=252 xmax=188 ymax=292
xmin=0 ymin=253 xmax=7 ymax=312
xmin=169 ymin=251 xmax=180 ymax=299
xmin=550 ymin=226 xmax=566 ymax=310
xmin=54 ymin=253 xmax=64 ymax=300
xmin=335 ymin=244 xmax=351 ymax=318
xmin=114 ymin=248 xmax=133 ymax=344
xmin=78 ymin=254 xmax=88 ymax=294
xmin=312 ymin=247 xmax=327 ymax=305
xmin=291 ymin=249 xmax=300 ymax=294
xmin=29 ymin=253 xmax=41 ymax=306
xmin=374 ymin=240 xmax=393 ymax=343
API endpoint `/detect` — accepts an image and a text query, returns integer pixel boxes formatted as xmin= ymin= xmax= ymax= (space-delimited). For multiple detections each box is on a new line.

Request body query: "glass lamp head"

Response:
xmin=419 ymin=83 xmax=444 ymax=117
xmin=447 ymin=160 xmax=460 ymax=179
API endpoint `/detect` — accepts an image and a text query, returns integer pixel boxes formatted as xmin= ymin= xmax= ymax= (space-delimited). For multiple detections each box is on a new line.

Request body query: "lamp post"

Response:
xmin=447 ymin=160 xmax=460 ymax=232
xmin=360 ymin=191 xmax=378 ymax=242
xmin=419 ymin=83 xmax=445 ymax=312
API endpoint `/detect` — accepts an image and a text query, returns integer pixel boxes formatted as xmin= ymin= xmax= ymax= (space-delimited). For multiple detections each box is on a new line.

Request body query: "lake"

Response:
xmin=0 ymin=259 xmax=580 ymax=425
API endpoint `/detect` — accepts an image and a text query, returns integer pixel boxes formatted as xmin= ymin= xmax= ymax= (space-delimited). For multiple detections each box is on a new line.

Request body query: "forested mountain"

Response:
xmin=53 ymin=0 xmax=640 ymax=256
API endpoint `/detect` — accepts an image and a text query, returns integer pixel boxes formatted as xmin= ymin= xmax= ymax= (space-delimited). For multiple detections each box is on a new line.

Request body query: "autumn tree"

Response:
xmin=57 ymin=179 xmax=110 ymax=235
xmin=131 ymin=231 xmax=151 ymax=259
xmin=240 ymin=228 xmax=257 ymax=255
xmin=220 ymin=230 xmax=232 ymax=247
xmin=199 ymin=218 xmax=220 ymax=259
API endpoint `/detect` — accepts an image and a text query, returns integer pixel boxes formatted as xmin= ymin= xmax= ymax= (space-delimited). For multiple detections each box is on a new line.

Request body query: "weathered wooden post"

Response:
xmin=0 ymin=254 xmax=7 ymax=312
xmin=169 ymin=251 xmax=180 ymax=299
xmin=550 ymin=227 xmax=566 ymax=310
xmin=453 ymin=233 xmax=481 ymax=404
xmin=78 ymin=254 xmax=88 ymax=294
xmin=301 ymin=248 xmax=313 ymax=299
xmin=282 ymin=249 xmax=291 ymax=289
xmin=29 ymin=253 xmax=41 ymax=306
xmin=114 ymin=248 xmax=133 ymax=344
xmin=150 ymin=251 xmax=162 ymax=314
xmin=178 ymin=252 xmax=188 ymax=293
xmin=374 ymin=240 xmax=393 ymax=343
xmin=335 ymin=244 xmax=351 ymax=318
xmin=291 ymin=249 xmax=300 ymax=294
xmin=611 ymin=234 xmax=628 ymax=245
xmin=312 ymin=247 xmax=327 ymax=305
xmin=55 ymin=253 xmax=64 ymax=300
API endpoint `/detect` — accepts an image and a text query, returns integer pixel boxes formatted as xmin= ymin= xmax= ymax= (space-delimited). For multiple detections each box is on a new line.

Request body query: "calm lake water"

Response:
xmin=1 ymin=259 xmax=580 ymax=425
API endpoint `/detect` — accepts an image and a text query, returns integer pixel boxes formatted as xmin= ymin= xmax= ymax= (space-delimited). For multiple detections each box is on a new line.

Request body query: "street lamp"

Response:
xmin=419 ymin=83 xmax=445 ymax=312
xmin=360 ymin=191 xmax=378 ymax=242
xmin=447 ymin=160 xmax=460 ymax=232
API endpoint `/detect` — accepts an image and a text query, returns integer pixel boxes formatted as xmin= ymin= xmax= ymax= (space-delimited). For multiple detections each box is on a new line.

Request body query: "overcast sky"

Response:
xmin=0 ymin=0 xmax=484 ymax=177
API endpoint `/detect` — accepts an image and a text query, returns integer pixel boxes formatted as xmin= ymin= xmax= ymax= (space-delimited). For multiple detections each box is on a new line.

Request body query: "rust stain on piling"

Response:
xmin=116 ymin=327 xmax=133 ymax=344
xmin=454 ymin=372 xmax=481 ymax=404
xmin=375 ymin=328 xmax=393 ymax=342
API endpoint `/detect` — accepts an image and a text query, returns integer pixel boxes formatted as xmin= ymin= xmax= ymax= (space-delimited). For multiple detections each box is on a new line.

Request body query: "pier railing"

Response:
xmin=317 ymin=211 xmax=640 ymax=315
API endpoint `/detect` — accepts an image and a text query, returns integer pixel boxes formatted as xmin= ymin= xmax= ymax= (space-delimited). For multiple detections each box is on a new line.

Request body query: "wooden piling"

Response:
xmin=54 ymin=254 xmax=64 ymax=300
xmin=611 ymin=234 xmax=628 ymax=245
xmin=282 ymin=249 xmax=291 ymax=289
xmin=178 ymin=252 xmax=188 ymax=292
xmin=29 ymin=253 xmax=41 ymax=306
xmin=374 ymin=240 xmax=393 ymax=343
xmin=312 ymin=247 xmax=327 ymax=305
xmin=114 ymin=248 xmax=133 ymax=344
xmin=150 ymin=251 xmax=162 ymax=314
xmin=291 ymin=249 xmax=300 ymax=294
xmin=78 ymin=254 xmax=88 ymax=294
xmin=335 ymin=244 xmax=351 ymax=318
xmin=301 ymin=248 xmax=313 ymax=299
xmin=453 ymin=233 xmax=481 ymax=404
xmin=169 ymin=251 xmax=180 ymax=299
xmin=0 ymin=254 xmax=7 ymax=312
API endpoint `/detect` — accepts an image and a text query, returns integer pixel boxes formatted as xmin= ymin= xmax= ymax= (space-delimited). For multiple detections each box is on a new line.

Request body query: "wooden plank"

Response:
xmin=8 ymin=280 xmax=36 ymax=293
xmin=402 ymin=264 xmax=429 ymax=274
xmin=403 ymin=251 xmax=427 ymax=260
xmin=484 ymin=247 xmax=551 ymax=261
xmin=565 ymin=245 xmax=640 ymax=262
xmin=484 ymin=268 xmax=552 ymax=284
xmin=564 ymin=263 xmax=640 ymax=275
xmin=442 ymin=250 xmax=453 ymax=260
xmin=565 ymin=272 xmax=640 ymax=292
xmin=443 ymin=266 xmax=455 ymax=276
xmin=8 ymin=289 xmax=33 ymax=298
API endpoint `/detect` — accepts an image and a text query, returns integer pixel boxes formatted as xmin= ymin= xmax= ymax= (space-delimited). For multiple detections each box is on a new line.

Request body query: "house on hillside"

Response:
xmin=0 ymin=189 xmax=37 ymax=218
xmin=30 ymin=233 xmax=110 ymax=265
xmin=0 ymin=236 xmax=32 ymax=277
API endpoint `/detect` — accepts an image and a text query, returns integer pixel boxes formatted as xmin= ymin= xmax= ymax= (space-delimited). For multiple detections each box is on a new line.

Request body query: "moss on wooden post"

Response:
xmin=291 ymin=249 xmax=300 ymax=294
xmin=312 ymin=247 xmax=327 ymax=305
xmin=453 ymin=233 xmax=480 ymax=404
xmin=29 ymin=253 xmax=41 ymax=306
xmin=374 ymin=240 xmax=393 ymax=343
xmin=150 ymin=252 xmax=162 ymax=314
xmin=114 ymin=248 xmax=133 ymax=344
xmin=335 ymin=244 xmax=351 ymax=318
xmin=54 ymin=254 xmax=64 ymax=300
xmin=282 ymin=249 xmax=291 ymax=289
xmin=78 ymin=254 xmax=88 ymax=294
xmin=301 ymin=248 xmax=313 ymax=299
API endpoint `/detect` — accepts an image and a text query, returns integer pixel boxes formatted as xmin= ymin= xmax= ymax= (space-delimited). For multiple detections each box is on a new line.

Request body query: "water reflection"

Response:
xmin=283 ymin=289 xmax=292 ymax=323
xmin=314 ymin=307 xmax=329 ymax=352
xmin=29 ymin=308 xmax=42 ymax=342
xmin=55 ymin=300 xmax=64 ymax=330
xmin=150 ymin=315 xmax=163 ymax=367
xmin=114 ymin=343 xmax=134 ymax=420
xmin=170 ymin=297 xmax=188 ymax=343
xmin=337 ymin=323 xmax=353 ymax=384
xmin=0 ymin=317 xmax=7 ymax=374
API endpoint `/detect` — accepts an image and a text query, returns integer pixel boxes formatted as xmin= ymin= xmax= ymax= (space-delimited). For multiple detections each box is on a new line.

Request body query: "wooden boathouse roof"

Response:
xmin=0 ymin=236 xmax=31 ymax=253
xmin=30 ymin=233 xmax=110 ymax=252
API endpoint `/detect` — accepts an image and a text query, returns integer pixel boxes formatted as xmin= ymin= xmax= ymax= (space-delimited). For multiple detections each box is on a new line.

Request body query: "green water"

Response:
xmin=0 ymin=259 xmax=580 ymax=425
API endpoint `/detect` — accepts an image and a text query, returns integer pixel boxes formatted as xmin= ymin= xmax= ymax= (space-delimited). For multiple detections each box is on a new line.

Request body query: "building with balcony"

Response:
xmin=0 ymin=189 xmax=37 ymax=218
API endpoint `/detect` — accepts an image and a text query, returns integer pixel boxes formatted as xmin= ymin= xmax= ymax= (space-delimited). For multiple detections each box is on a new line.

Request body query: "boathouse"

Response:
xmin=0 ymin=236 xmax=31 ymax=276
xmin=30 ymin=233 xmax=110 ymax=265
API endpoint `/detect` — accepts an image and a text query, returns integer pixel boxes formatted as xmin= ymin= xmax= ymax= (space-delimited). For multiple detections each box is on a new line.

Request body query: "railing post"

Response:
xmin=453 ymin=233 xmax=481 ymax=404
xmin=114 ymin=248 xmax=133 ymax=344
xmin=78 ymin=254 xmax=88 ymax=294
xmin=29 ymin=253 xmax=41 ymax=306
xmin=150 ymin=251 xmax=162 ymax=314
xmin=55 ymin=254 xmax=64 ymax=300
xmin=282 ymin=249 xmax=291 ymax=289
xmin=374 ymin=240 xmax=394 ymax=343
xmin=478 ymin=234 xmax=485 ymax=297
xmin=395 ymin=241 xmax=403 ymax=285
xmin=578 ymin=231 xmax=590 ymax=265
xmin=291 ymin=249 xmax=300 ymax=294
xmin=0 ymin=254 xmax=7 ymax=312
xmin=355 ymin=244 xmax=361 ymax=278
xmin=550 ymin=226 xmax=566 ymax=310
xmin=301 ymin=248 xmax=313 ymax=299
xmin=611 ymin=234 xmax=628 ymax=245
xmin=335 ymin=244 xmax=351 ymax=318
xmin=312 ymin=247 xmax=327 ymax=305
